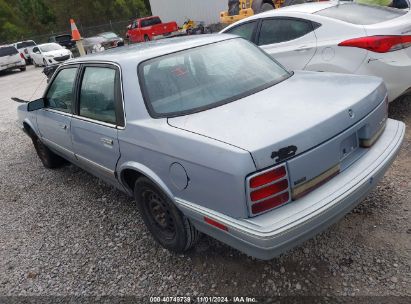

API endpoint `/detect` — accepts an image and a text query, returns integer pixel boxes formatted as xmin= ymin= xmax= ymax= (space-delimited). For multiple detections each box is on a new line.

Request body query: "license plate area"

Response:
xmin=340 ymin=132 xmax=359 ymax=161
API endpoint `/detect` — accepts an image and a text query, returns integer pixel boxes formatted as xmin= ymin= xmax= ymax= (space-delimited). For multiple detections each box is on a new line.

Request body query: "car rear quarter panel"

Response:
xmin=304 ymin=15 xmax=369 ymax=73
xmin=116 ymin=67 xmax=256 ymax=218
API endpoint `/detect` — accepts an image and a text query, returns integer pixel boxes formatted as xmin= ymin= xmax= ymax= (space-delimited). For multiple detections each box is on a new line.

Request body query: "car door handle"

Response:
xmin=58 ymin=124 xmax=67 ymax=130
xmin=100 ymin=138 xmax=113 ymax=146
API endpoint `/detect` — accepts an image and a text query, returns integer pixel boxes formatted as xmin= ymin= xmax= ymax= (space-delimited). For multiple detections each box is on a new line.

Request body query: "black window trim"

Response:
xmin=255 ymin=16 xmax=318 ymax=46
xmin=74 ymin=63 xmax=125 ymax=128
xmin=43 ymin=64 xmax=81 ymax=115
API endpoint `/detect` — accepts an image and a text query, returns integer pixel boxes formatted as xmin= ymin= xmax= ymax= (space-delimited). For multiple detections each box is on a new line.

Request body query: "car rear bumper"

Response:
xmin=0 ymin=62 xmax=25 ymax=71
xmin=175 ymin=119 xmax=405 ymax=260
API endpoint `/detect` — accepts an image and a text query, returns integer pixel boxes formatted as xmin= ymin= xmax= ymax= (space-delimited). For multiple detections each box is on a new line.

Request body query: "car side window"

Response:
xmin=258 ymin=18 xmax=313 ymax=46
xmin=79 ymin=67 xmax=117 ymax=125
xmin=225 ymin=21 xmax=258 ymax=42
xmin=152 ymin=17 xmax=161 ymax=25
xmin=45 ymin=68 xmax=78 ymax=113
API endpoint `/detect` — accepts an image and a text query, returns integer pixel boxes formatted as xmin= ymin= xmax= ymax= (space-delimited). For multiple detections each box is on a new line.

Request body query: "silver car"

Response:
xmin=17 ymin=35 xmax=405 ymax=260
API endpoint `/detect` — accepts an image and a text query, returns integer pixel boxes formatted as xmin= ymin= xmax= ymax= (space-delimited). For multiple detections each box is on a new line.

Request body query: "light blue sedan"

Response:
xmin=17 ymin=35 xmax=405 ymax=259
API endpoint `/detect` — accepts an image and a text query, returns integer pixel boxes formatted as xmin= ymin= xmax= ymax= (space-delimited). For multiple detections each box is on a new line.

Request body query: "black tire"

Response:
xmin=20 ymin=66 xmax=26 ymax=72
xmin=144 ymin=35 xmax=150 ymax=42
xmin=260 ymin=3 xmax=275 ymax=12
xmin=134 ymin=177 xmax=200 ymax=252
xmin=32 ymin=137 xmax=66 ymax=169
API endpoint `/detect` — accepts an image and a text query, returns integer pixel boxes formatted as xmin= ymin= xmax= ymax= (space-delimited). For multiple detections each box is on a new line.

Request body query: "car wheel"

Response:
xmin=32 ymin=137 xmax=66 ymax=169
xmin=134 ymin=177 xmax=200 ymax=252
xmin=260 ymin=3 xmax=274 ymax=12
xmin=144 ymin=35 xmax=150 ymax=42
xmin=20 ymin=66 xmax=26 ymax=72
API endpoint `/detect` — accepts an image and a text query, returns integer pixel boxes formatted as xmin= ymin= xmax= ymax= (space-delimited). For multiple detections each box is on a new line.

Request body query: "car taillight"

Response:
xmin=20 ymin=53 xmax=25 ymax=59
xmin=338 ymin=35 xmax=411 ymax=53
xmin=247 ymin=164 xmax=291 ymax=216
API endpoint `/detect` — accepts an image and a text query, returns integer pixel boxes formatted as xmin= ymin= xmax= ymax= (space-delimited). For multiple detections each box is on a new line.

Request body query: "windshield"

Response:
xmin=315 ymin=3 xmax=407 ymax=25
xmin=99 ymin=32 xmax=118 ymax=39
xmin=139 ymin=39 xmax=290 ymax=118
xmin=0 ymin=46 xmax=18 ymax=57
xmin=40 ymin=44 xmax=63 ymax=52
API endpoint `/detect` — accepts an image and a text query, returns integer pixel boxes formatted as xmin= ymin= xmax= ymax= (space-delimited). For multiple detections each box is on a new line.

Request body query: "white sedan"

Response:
xmin=221 ymin=2 xmax=411 ymax=102
xmin=30 ymin=43 xmax=73 ymax=67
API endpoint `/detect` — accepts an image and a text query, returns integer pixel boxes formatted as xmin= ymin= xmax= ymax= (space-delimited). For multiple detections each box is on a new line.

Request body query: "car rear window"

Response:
xmin=16 ymin=41 xmax=36 ymax=49
xmin=315 ymin=3 xmax=407 ymax=25
xmin=56 ymin=35 xmax=71 ymax=42
xmin=24 ymin=41 xmax=36 ymax=47
xmin=139 ymin=39 xmax=290 ymax=118
xmin=0 ymin=46 xmax=18 ymax=57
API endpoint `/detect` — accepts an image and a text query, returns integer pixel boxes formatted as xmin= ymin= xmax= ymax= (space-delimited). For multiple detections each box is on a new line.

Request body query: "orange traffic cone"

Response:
xmin=70 ymin=18 xmax=85 ymax=56
xmin=70 ymin=19 xmax=82 ymax=41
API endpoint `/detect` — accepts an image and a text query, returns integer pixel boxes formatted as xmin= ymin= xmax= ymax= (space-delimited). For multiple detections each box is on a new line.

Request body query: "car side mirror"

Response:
xmin=27 ymin=98 xmax=45 ymax=111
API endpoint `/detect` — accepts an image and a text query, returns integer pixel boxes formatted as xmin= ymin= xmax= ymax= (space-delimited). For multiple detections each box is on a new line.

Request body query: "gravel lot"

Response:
xmin=0 ymin=66 xmax=410 ymax=298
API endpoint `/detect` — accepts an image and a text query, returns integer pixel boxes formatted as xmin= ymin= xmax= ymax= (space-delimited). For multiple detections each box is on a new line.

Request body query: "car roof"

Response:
xmin=98 ymin=32 xmax=117 ymax=35
xmin=250 ymin=1 xmax=337 ymax=17
xmin=68 ymin=34 xmax=237 ymax=66
xmin=38 ymin=43 xmax=61 ymax=47
xmin=138 ymin=16 xmax=160 ymax=20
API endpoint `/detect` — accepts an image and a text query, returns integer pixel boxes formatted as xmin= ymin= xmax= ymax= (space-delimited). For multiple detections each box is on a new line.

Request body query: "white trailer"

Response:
xmin=149 ymin=0 xmax=226 ymax=26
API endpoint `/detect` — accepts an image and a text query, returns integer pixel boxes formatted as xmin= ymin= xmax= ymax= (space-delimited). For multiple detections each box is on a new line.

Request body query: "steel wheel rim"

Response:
xmin=143 ymin=189 xmax=176 ymax=240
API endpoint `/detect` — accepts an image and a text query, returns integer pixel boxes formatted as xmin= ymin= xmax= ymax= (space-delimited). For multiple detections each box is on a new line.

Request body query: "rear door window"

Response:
xmin=315 ymin=3 xmax=407 ymax=25
xmin=79 ymin=67 xmax=118 ymax=125
xmin=141 ymin=19 xmax=151 ymax=27
xmin=45 ymin=68 xmax=78 ymax=113
xmin=225 ymin=21 xmax=258 ymax=42
xmin=257 ymin=18 xmax=314 ymax=46
xmin=151 ymin=17 xmax=162 ymax=25
xmin=0 ymin=46 xmax=18 ymax=57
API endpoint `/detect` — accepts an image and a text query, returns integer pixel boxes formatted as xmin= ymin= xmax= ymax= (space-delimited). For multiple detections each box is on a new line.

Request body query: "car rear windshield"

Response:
xmin=139 ymin=39 xmax=290 ymax=118
xmin=16 ymin=41 xmax=36 ymax=49
xmin=315 ymin=3 xmax=407 ymax=25
xmin=99 ymin=32 xmax=118 ymax=39
xmin=0 ymin=46 xmax=18 ymax=57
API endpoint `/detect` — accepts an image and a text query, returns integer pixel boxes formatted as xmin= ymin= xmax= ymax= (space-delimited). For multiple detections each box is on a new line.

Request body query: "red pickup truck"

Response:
xmin=126 ymin=16 xmax=178 ymax=43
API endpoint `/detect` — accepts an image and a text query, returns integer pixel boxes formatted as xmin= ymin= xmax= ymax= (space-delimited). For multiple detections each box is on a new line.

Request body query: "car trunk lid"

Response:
xmin=168 ymin=71 xmax=386 ymax=170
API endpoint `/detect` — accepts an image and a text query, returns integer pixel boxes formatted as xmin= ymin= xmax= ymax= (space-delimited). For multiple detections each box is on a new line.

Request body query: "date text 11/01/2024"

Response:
xmin=149 ymin=296 xmax=257 ymax=303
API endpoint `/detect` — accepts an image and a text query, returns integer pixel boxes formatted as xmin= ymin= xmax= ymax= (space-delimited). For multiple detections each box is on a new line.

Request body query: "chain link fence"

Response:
xmin=8 ymin=19 xmax=132 ymax=45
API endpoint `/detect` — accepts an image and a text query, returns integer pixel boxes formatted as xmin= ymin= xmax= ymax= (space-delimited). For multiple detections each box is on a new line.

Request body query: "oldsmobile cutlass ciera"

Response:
xmin=17 ymin=35 xmax=405 ymax=260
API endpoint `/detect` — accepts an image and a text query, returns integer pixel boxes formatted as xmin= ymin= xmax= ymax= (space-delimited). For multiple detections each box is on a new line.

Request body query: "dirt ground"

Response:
xmin=0 ymin=66 xmax=409 ymax=299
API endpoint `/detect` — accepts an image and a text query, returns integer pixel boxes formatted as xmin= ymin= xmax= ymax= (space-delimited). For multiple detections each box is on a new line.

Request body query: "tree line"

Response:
xmin=0 ymin=0 xmax=151 ymax=43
